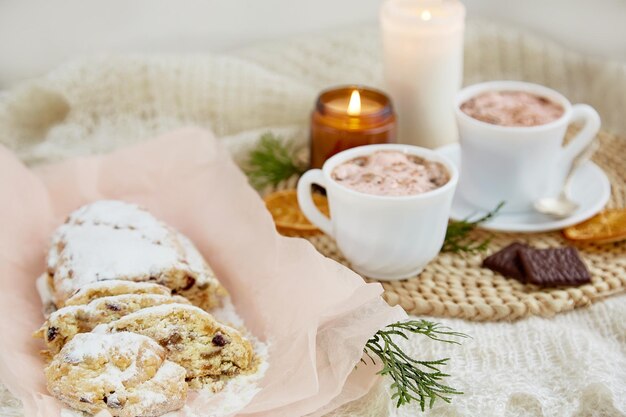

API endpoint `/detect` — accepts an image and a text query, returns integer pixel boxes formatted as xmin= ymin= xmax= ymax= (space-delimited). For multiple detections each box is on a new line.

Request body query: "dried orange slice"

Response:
xmin=563 ymin=209 xmax=626 ymax=243
xmin=264 ymin=190 xmax=329 ymax=236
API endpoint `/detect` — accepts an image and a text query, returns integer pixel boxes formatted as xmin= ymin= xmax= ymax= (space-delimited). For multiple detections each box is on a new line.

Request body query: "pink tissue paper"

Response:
xmin=0 ymin=127 xmax=406 ymax=417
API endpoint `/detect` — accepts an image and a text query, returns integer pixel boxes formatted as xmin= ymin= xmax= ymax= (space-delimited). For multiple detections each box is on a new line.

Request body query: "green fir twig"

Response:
xmin=364 ymin=320 xmax=468 ymax=410
xmin=442 ymin=201 xmax=505 ymax=253
xmin=244 ymin=133 xmax=305 ymax=190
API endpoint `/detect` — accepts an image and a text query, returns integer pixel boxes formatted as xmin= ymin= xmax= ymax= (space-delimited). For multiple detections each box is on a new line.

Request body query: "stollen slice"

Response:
xmin=45 ymin=332 xmax=187 ymax=417
xmin=64 ymin=280 xmax=173 ymax=307
xmin=105 ymin=304 xmax=255 ymax=389
xmin=35 ymin=293 xmax=190 ymax=355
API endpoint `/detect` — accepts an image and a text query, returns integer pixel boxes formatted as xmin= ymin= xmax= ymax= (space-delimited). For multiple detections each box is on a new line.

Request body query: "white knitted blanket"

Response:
xmin=0 ymin=20 xmax=624 ymax=417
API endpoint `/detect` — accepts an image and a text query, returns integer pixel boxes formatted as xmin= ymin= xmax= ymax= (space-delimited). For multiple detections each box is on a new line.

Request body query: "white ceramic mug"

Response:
xmin=455 ymin=81 xmax=601 ymax=213
xmin=297 ymin=144 xmax=458 ymax=280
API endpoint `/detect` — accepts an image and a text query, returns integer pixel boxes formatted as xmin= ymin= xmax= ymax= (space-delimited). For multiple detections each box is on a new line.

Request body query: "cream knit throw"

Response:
xmin=0 ymin=20 xmax=624 ymax=417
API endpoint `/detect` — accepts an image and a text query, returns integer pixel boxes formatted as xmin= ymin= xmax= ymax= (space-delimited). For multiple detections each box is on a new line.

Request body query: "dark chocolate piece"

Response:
xmin=482 ymin=242 xmax=528 ymax=282
xmin=519 ymin=247 xmax=591 ymax=287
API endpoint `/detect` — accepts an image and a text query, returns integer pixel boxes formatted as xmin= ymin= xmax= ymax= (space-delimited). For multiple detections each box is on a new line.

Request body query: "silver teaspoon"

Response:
xmin=534 ymin=140 xmax=600 ymax=218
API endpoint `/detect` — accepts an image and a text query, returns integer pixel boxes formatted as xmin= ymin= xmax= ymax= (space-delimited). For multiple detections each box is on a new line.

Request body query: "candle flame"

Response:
xmin=347 ymin=90 xmax=361 ymax=116
xmin=421 ymin=9 xmax=432 ymax=21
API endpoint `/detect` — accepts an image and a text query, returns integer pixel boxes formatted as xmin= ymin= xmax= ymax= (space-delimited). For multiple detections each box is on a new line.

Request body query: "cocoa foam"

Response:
xmin=461 ymin=91 xmax=564 ymax=127
xmin=331 ymin=150 xmax=449 ymax=197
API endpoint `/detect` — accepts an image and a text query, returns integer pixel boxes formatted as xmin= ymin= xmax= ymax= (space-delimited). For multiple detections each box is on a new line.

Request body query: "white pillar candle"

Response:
xmin=381 ymin=0 xmax=465 ymax=149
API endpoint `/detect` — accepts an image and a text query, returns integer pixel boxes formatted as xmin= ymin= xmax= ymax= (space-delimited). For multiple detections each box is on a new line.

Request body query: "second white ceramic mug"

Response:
xmin=297 ymin=144 xmax=458 ymax=280
xmin=455 ymin=81 xmax=601 ymax=213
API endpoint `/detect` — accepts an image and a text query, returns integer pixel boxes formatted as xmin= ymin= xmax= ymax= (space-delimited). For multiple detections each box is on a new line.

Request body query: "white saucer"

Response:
xmin=436 ymin=144 xmax=611 ymax=233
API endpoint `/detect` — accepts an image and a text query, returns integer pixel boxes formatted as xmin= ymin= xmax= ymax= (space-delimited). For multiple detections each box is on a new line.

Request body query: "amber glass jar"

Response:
xmin=310 ymin=86 xmax=397 ymax=168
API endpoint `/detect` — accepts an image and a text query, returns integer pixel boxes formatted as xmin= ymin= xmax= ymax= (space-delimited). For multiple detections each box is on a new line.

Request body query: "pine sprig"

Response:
xmin=244 ymin=133 xmax=305 ymax=190
xmin=364 ymin=320 xmax=468 ymax=410
xmin=442 ymin=201 xmax=505 ymax=253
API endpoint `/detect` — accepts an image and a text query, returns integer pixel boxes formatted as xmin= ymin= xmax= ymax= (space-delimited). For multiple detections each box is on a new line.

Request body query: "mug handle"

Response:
xmin=297 ymin=169 xmax=333 ymax=236
xmin=561 ymin=104 xmax=601 ymax=168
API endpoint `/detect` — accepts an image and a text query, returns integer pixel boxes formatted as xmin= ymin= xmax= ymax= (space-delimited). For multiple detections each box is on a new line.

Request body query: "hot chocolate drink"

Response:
xmin=460 ymin=91 xmax=564 ymax=127
xmin=331 ymin=150 xmax=449 ymax=196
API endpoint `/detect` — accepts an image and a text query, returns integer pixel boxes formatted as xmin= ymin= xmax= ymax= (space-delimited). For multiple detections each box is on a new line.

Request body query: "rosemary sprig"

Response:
xmin=442 ymin=201 xmax=505 ymax=253
xmin=244 ymin=133 xmax=305 ymax=189
xmin=365 ymin=320 xmax=468 ymax=410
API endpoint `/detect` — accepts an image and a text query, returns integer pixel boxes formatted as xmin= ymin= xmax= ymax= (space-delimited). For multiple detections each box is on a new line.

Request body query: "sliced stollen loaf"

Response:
xmin=63 ymin=280 xmax=174 ymax=306
xmin=45 ymin=331 xmax=187 ymax=417
xmin=105 ymin=304 xmax=256 ymax=389
xmin=46 ymin=200 xmax=227 ymax=311
xmin=35 ymin=292 xmax=190 ymax=355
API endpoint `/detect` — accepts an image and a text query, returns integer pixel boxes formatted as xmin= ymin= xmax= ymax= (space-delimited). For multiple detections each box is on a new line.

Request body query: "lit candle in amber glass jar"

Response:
xmin=310 ymin=86 xmax=397 ymax=168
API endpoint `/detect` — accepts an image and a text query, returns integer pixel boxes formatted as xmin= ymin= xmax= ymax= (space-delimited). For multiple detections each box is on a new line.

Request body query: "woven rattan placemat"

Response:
xmin=286 ymin=130 xmax=626 ymax=321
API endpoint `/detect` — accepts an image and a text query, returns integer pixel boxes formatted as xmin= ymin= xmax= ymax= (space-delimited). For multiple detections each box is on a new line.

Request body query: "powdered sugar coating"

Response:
xmin=62 ymin=331 xmax=159 ymax=364
xmin=47 ymin=201 xmax=175 ymax=273
xmin=46 ymin=332 xmax=187 ymax=417
xmin=47 ymin=200 xmax=225 ymax=309
xmin=211 ymin=296 xmax=246 ymax=329
xmin=65 ymin=200 xmax=172 ymax=241
xmin=53 ymin=224 xmax=186 ymax=300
